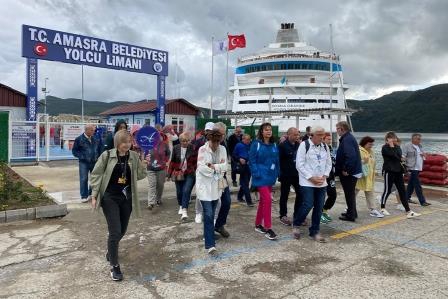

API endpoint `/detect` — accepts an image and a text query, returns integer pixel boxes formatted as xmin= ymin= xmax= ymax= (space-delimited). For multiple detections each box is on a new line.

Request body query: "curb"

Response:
xmin=0 ymin=204 xmax=68 ymax=224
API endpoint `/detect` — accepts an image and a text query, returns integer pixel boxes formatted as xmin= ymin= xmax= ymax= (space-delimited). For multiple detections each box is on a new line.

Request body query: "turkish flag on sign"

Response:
xmin=228 ymin=34 xmax=246 ymax=50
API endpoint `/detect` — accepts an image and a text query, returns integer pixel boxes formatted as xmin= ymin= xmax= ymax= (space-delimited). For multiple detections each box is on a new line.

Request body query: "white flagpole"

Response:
xmin=225 ymin=33 xmax=229 ymax=113
xmin=210 ymin=36 xmax=214 ymax=119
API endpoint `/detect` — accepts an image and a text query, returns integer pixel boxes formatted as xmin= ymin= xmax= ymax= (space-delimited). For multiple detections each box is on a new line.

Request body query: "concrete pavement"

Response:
xmin=1 ymin=162 xmax=447 ymax=298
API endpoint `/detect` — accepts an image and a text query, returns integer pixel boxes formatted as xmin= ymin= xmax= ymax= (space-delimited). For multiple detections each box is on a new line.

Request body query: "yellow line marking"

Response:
xmin=331 ymin=209 xmax=442 ymax=240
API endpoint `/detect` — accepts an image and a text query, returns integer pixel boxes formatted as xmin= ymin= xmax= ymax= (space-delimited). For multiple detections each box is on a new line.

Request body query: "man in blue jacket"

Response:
xmin=335 ymin=121 xmax=362 ymax=222
xmin=72 ymin=124 xmax=102 ymax=202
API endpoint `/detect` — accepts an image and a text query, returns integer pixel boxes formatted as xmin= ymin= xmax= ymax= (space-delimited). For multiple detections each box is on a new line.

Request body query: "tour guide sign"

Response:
xmin=21 ymin=24 xmax=168 ymax=124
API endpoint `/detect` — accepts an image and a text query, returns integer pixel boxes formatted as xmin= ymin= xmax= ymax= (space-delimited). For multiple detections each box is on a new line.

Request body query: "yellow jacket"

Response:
xmin=356 ymin=145 xmax=376 ymax=191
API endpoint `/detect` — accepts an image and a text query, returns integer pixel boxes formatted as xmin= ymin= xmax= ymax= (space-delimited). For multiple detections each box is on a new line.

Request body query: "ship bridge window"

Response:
xmin=238 ymin=100 xmax=257 ymax=104
xmin=237 ymin=61 xmax=335 ymax=74
xmin=287 ymin=99 xmax=317 ymax=103
xmin=272 ymin=99 xmax=286 ymax=103
xmin=258 ymin=100 xmax=269 ymax=103
xmin=318 ymin=100 xmax=338 ymax=103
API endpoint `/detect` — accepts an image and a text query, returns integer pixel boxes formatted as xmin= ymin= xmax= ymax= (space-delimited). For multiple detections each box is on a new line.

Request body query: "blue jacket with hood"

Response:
xmin=249 ymin=139 xmax=280 ymax=187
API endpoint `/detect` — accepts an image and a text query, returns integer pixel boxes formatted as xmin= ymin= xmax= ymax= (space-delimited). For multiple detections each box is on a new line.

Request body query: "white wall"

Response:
xmin=0 ymin=106 xmax=26 ymax=121
xmin=165 ymin=114 xmax=196 ymax=133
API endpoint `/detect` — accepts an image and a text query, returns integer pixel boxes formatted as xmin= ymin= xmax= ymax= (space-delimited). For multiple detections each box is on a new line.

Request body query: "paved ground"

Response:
xmin=2 ymin=162 xmax=447 ymax=298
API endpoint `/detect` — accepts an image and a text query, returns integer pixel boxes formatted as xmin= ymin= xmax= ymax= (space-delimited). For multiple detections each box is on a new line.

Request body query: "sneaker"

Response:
xmin=181 ymin=209 xmax=188 ymax=221
xmin=381 ymin=208 xmax=390 ymax=216
xmin=215 ymin=226 xmax=230 ymax=238
xmin=110 ymin=265 xmax=123 ymax=281
xmin=195 ymin=213 xmax=202 ymax=224
xmin=370 ymin=209 xmax=384 ymax=218
xmin=178 ymin=206 xmax=183 ymax=215
xmin=265 ymin=229 xmax=278 ymax=240
xmin=156 ymin=200 xmax=162 ymax=206
xmin=322 ymin=212 xmax=332 ymax=222
xmin=320 ymin=215 xmax=329 ymax=224
xmin=310 ymin=233 xmax=327 ymax=243
xmin=301 ymin=219 xmax=309 ymax=226
xmin=421 ymin=202 xmax=431 ymax=207
xmin=255 ymin=225 xmax=267 ymax=234
xmin=396 ymin=204 xmax=406 ymax=211
xmin=232 ymin=181 xmax=238 ymax=187
xmin=208 ymin=247 xmax=217 ymax=255
xmin=408 ymin=199 xmax=418 ymax=204
xmin=80 ymin=197 xmax=89 ymax=203
xmin=407 ymin=211 xmax=421 ymax=219
xmin=292 ymin=227 xmax=301 ymax=240
xmin=279 ymin=216 xmax=292 ymax=226
xmin=247 ymin=202 xmax=255 ymax=207
xmin=147 ymin=204 xmax=154 ymax=210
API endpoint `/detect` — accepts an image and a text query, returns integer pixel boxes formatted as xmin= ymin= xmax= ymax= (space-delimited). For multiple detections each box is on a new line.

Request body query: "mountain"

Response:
xmin=38 ymin=96 xmax=128 ymax=116
xmin=347 ymin=84 xmax=448 ymax=133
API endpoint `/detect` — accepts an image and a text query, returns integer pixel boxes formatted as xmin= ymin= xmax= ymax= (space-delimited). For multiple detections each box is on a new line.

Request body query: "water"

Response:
xmin=352 ymin=132 xmax=448 ymax=171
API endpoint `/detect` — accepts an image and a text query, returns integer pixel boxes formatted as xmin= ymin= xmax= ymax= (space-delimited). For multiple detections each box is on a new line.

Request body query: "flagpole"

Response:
xmin=225 ymin=33 xmax=229 ymax=113
xmin=210 ymin=36 xmax=214 ymax=119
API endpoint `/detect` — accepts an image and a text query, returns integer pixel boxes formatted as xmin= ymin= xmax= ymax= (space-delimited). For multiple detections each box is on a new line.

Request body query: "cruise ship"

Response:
xmin=229 ymin=23 xmax=349 ymax=132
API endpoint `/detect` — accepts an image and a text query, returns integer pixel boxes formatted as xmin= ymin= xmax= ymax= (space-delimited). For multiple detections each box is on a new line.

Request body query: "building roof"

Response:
xmin=0 ymin=83 xmax=26 ymax=97
xmin=100 ymin=98 xmax=200 ymax=116
xmin=0 ymin=83 xmax=27 ymax=108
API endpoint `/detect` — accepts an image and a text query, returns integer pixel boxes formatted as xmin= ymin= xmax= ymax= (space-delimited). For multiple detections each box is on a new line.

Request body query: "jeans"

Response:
xmin=175 ymin=175 xmax=196 ymax=209
xmin=406 ymin=170 xmax=426 ymax=204
xmin=201 ymin=199 xmax=218 ymax=249
xmin=238 ymin=166 xmax=253 ymax=204
xmin=255 ymin=186 xmax=273 ymax=229
xmin=101 ymin=192 xmax=132 ymax=266
xmin=381 ymin=171 xmax=410 ymax=212
xmin=293 ymin=186 xmax=326 ymax=237
xmin=279 ymin=176 xmax=301 ymax=219
xmin=79 ymin=161 xmax=95 ymax=199
xmin=215 ymin=186 xmax=231 ymax=229
xmin=339 ymin=175 xmax=358 ymax=220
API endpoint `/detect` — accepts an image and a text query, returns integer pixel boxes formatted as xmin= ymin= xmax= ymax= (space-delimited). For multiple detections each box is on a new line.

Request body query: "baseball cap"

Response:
xmin=204 ymin=122 xmax=215 ymax=131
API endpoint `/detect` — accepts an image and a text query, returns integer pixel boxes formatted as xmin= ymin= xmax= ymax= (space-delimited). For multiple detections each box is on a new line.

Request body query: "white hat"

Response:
xmin=204 ymin=122 xmax=215 ymax=131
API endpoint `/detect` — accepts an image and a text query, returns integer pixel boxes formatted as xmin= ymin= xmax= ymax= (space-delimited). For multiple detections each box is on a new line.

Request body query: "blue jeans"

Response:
xmin=215 ymin=186 xmax=231 ymax=229
xmin=175 ymin=175 xmax=196 ymax=209
xmin=293 ymin=186 xmax=326 ymax=237
xmin=201 ymin=200 xmax=218 ymax=249
xmin=238 ymin=166 xmax=252 ymax=204
xmin=406 ymin=170 xmax=426 ymax=204
xmin=79 ymin=161 xmax=95 ymax=199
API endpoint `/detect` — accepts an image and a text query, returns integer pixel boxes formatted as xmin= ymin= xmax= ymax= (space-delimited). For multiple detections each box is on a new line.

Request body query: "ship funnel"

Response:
xmin=277 ymin=23 xmax=300 ymax=43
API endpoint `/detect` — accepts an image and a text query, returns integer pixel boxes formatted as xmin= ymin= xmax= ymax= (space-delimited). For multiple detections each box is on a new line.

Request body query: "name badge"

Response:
xmin=118 ymin=177 xmax=127 ymax=184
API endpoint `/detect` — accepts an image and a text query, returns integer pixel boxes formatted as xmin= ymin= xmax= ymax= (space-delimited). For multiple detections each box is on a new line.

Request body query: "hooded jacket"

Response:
xmin=249 ymin=140 xmax=280 ymax=187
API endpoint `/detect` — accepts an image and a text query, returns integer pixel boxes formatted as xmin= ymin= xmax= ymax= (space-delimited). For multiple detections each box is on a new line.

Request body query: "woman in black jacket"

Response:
xmin=380 ymin=132 xmax=420 ymax=218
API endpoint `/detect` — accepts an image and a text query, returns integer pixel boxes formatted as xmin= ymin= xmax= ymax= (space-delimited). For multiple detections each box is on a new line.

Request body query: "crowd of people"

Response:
xmin=71 ymin=120 xmax=430 ymax=281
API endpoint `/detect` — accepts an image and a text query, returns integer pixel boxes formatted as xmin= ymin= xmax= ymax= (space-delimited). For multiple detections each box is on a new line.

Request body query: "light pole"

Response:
xmin=42 ymin=77 xmax=50 ymax=115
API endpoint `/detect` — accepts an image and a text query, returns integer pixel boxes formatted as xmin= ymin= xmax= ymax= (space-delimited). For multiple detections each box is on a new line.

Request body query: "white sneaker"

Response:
xmin=80 ymin=197 xmax=89 ymax=203
xmin=407 ymin=211 xmax=421 ymax=219
xmin=178 ymin=206 xmax=183 ymax=215
xmin=181 ymin=209 xmax=188 ymax=220
xmin=369 ymin=209 xmax=384 ymax=218
xmin=208 ymin=247 xmax=217 ymax=255
xmin=381 ymin=208 xmax=390 ymax=216
xmin=195 ymin=213 xmax=202 ymax=224
xmin=396 ymin=204 xmax=405 ymax=211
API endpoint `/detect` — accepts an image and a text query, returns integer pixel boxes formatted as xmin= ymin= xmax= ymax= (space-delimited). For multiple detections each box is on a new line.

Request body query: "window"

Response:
xmin=238 ymin=100 xmax=257 ymax=104
xmin=144 ymin=119 xmax=151 ymax=125
xmin=171 ymin=117 xmax=184 ymax=133
xmin=258 ymin=100 xmax=269 ymax=103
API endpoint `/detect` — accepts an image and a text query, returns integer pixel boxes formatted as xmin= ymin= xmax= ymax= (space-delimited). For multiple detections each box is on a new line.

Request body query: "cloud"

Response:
xmin=0 ymin=0 xmax=447 ymax=107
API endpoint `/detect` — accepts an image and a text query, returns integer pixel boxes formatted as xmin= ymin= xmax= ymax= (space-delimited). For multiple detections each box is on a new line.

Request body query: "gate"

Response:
xmin=0 ymin=112 xmax=8 ymax=162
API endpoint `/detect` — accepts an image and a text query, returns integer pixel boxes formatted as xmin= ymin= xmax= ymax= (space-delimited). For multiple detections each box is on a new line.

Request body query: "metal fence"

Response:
xmin=9 ymin=118 xmax=118 ymax=163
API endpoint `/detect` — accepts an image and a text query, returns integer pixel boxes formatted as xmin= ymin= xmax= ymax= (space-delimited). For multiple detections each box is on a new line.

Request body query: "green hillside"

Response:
xmin=347 ymin=84 xmax=448 ymax=133
xmin=38 ymin=96 xmax=128 ymax=116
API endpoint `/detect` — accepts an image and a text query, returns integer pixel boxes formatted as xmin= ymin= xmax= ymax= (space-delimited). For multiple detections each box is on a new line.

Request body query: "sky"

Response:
xmin=1 ymin=0 xmax=447 ymax=109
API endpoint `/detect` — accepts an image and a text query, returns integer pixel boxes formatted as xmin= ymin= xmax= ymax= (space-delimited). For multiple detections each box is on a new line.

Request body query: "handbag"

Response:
xmin=362 ymin=163 xmax=369 ymax=177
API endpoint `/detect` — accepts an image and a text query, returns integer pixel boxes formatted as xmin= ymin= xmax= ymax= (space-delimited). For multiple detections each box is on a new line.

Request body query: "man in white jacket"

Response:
xmin=292 ymin=126 xmax=332 ymax=243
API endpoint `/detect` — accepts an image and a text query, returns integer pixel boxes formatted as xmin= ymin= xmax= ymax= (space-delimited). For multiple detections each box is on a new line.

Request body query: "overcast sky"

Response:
xmin=1 ymin=0 xmax=447 ymax=109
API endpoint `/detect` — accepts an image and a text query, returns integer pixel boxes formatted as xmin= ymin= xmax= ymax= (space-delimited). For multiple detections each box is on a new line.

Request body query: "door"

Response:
xmin=0 ymin=112 xmax=9 ymax=162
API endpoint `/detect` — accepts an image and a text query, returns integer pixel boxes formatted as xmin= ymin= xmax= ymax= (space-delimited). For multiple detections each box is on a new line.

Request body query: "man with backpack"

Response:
xmin=292 ymin=126 xmax=332 ymax=243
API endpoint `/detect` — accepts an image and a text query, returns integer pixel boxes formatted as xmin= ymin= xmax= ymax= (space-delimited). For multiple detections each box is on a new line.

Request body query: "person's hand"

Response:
xmin=91 ymin=196 xmax=97 ymax=209
xmin=309 ymin=176 xmax=322 ymax=185
xmin=207 ymin=163 xmax=215 ymax=170
xmin=342 ymin=171 xmax=349 ymax=176
xmin=387 ymin=139 xmax=395 ymax=147
xmin=239 ymin=158 xmax=246 ymax=165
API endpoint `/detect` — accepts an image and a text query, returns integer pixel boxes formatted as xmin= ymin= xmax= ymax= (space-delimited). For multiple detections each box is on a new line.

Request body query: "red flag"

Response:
xmin=228 ymin=34 xmax=246 ymax=50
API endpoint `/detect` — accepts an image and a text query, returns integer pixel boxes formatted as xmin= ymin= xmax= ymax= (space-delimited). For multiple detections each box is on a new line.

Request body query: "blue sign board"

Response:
xmin=22 ymin=25 xmax=168 ymax=76
xmin=136 ymin=126 xmax=160 ymax=152
xmin=156 ymin=75 xmax=166 ymax=125
xmin=26 ymin=58 xmax=38 ymax=121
